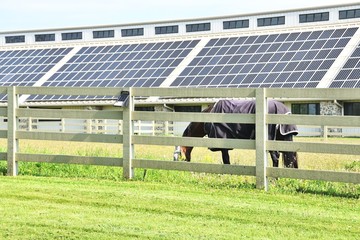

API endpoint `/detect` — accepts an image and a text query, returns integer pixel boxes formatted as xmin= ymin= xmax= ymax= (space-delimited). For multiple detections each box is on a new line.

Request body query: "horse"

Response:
xmin=173 ymin=99 xmax=299 ymax=168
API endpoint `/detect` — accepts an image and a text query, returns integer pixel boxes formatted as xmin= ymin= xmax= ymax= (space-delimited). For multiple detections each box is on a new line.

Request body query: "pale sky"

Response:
xmin=1 ymin=0 xmax=359 ymax=32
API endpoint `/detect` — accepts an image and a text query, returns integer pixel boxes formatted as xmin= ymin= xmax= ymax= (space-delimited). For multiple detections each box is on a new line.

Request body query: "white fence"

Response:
xmin=0 ymin=86 xmax=359 ymax=190
xmin=11 ymin=118 xmax=173 ymax=135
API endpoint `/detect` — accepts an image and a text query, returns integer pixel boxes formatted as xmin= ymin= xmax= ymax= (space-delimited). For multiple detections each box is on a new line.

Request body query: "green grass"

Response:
xmin=0 ymin=138 xmax=359 ymax=239
xmin=0 ymin=137 xmax=359 ymax=197
xmin=0 ymin=176 xmax=359 ymax=240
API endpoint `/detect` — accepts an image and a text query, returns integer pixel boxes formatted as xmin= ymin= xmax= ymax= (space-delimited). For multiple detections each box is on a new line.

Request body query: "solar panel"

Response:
xmin=171 ymin=27 xmax=358 ymax=88
xmin=0 ymin=48 xmax=73 ymax=101
xmin=30 ymin=40 xmax=199 ymax=101
xmin=0 ymin=48 xmax=71 ymax=86
xmin=330 ymin=40 xmax=360 ymax=88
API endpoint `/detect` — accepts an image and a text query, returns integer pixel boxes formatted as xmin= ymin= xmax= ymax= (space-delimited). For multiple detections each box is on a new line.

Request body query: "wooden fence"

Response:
xmin=0 ymin=86 xmax=359 ymax=190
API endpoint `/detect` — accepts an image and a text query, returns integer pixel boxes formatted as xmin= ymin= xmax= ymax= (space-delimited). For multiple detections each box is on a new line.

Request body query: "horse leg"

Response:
xmin=293 ymin=152 xmax=299 ymax=168
xmin=283 ymin=152 xmax=299 ymax=168
xmin=221 ymin=150 xmax=230 ymax=164
xmin=268 ymin=151 xmax=280 ymax=182
xmin=269 ymin=151 xmax=280 ymax=167
xmin=184 ymin=146 xmax=193 ymax=162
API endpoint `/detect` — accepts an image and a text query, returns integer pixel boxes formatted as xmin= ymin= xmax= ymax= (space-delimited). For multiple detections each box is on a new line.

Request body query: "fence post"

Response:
xmin=164 ymin=121 xmax=169 ymax=135
xmin=322 ymin=125 xmax=328 ymax=140
xmin=7 ymin=86 xmax=19 ymax=176
xmin=61 ymin=118 xmax=65 ymax=132
xmin=255 ymin=88 xmax=268 ymax=190
xmin=152 ymin=120 xmax=156 ymax=136
xmin=122 ymin=88 xmax=134 ymax=179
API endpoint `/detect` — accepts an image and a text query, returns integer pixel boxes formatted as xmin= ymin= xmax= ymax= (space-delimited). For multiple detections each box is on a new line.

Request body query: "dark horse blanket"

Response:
xmin=204 ymin=100 xmax=298 ymax=151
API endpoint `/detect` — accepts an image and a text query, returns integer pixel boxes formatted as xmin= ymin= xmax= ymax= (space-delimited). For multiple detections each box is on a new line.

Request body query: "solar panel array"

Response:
xmin=30 ymin=40 xmax=199 ymax=100
xmin=0 ymin=48 xmax=72 ymax=101
xmin=0 ymin=26 xmax=359 ymax=103
xmin=171 ymin=28 xmax=358 ymax=88
xmin=330 ymin=43 xmax=360 ymax=88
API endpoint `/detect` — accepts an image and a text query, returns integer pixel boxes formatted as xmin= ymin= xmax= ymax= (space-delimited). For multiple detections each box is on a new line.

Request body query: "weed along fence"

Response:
xmin=0 ymin=86 xmax=359 ymax=190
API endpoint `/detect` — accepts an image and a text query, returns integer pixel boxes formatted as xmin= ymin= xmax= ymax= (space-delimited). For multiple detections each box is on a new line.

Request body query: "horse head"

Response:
xmin=173 ymin=113 xmax=209 ymax=162
xmin=173 ymin=121 xmax=204 ymax=162
xmin=173 ymin=145 xmax=190 ymax=161
xmin=283 ymin=151 xmax=298 ymax=168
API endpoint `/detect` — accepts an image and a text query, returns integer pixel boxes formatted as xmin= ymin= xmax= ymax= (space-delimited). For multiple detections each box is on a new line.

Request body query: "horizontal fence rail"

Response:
xmin=17 ymin=131 xmax=123 ymax=143
xmin=17 ymin=109 xmax=123 ymax=120
xmin=0 ymin=86 xmax=359 ymax=190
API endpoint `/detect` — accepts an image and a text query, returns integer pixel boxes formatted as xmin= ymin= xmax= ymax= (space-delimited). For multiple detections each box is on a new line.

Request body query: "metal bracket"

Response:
xmin=114 ymin=91 xmax=129 ymax=107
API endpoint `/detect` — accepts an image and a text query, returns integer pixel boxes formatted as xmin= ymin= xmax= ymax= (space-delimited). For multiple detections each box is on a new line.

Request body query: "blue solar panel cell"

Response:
xmin=343 ymin=80 xmax=357 ymax=87
xmin=264 ymin=35 xmax=276 ymax=43
xmin=295 ymin=61 xmax=310 ymax=71
xmin=319 ymin=30 xmax=334 ymax=39
xmin=343 ymin=28 xmax=358 ymax=37
xmin=267 ymin=43 xmax=281 ymax=52
xmin=297 ymin=32 xmax=310 ymax=41
xmin=344 ymin=58 xmax=359 ymax=68
xmin=336 ymin=38 xmax=351 ymax=48
xmin=331 ymin=29 xmax=346 ymax=38
xmin=349 ymin=69 xmax=360 ymax=79
xmin=293 ymin=51 xmax=306 ymax=61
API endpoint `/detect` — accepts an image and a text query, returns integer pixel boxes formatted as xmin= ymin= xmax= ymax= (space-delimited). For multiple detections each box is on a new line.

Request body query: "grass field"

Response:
xmin=0 ymin=138 xmax=359 ymax=239
xmin=1 ymin=176 xmax=359 ymax=239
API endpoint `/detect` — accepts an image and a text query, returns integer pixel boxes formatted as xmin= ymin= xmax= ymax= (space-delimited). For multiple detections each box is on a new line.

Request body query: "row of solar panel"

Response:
xmin=58 ymin=59 xmax=183 ymax=73
xmin=171 ymin=72 xmax=323 ymax=88
xmin=48 ymin=68 xmax=175 ymax=82
xmin=198 ymin=39 xmax=350 ymax=57
xmin=206 ymin=28 xmax=357 ymax=47
xmin=0 ymin=73 xmax=44 ymax=87
xmin=66 ymin=50 xmax=191 ymax=64
xmin=190 ymin=49 xmax=343 ymax=67
xmin=181 ymin=60 xmax=335 ymax=75
xmin=41 ymin=77 xmax=167 ymax=88
xmin=0 ymin=48 xmax=71 ymax=58
xmin=77 ymin=41 xmax=197 ymax=55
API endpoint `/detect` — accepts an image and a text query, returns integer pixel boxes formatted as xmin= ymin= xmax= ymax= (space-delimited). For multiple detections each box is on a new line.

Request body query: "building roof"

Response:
xmin=1 ymin=2 xmax=359 ymax=34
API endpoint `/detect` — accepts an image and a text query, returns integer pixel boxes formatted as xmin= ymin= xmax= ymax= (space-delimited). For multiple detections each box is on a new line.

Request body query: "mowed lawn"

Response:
xmin=1 ymin=176 xmax=359 ymax=240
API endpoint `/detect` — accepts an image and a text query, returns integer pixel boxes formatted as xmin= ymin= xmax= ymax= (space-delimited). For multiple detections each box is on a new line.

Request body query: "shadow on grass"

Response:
xmin=272 ymin=178 xmax=360 ymax=199
xmin=2 ymin=161 xmax=359 ymax=198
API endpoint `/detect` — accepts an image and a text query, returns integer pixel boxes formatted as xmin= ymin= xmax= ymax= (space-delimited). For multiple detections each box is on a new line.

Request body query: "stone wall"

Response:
xmin=320 ymin=101 xmax=342 ymax=116
xmin=320 ymin=101 xmax=343 ymax=135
